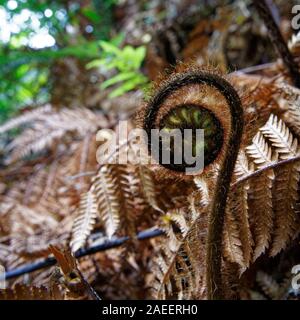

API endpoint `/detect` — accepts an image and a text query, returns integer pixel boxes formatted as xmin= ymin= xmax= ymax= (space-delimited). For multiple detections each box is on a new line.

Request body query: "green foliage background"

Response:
xmin=0 ymin=0 xmax=148 ymax=123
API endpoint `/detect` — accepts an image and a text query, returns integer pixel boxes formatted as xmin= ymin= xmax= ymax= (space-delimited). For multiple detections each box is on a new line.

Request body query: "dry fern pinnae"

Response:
xmin=246 ymin=131 xmax=276 ymax=262
xmin=137 ymin=165 xmax=162 ymax=213
xmin=152 ymin=180 xmax=211 ymax=300
xmin=260 ymin=115 xmax=300 ymax=255
xmin=288 ymin=31 xmax=300 ymax=56
xmin=226 ymin=112 xmax=300 ymax=267
xmin=70 ymin=162 xmax=163 ymax=250
xmin=3 ymin=107 xmax=109 ymax=164
xmin=151 ymin=203 xmax=208 ymax=300
xmin=0 ymin=283 xmax=65 ymax=300
xmin=256 ymin=271 xmax=291 ymax=300
xmin=224 ymin=152 xmax=253 ymax=272
xmin=70 ymin=188 xmax=98 ymax=253
xmin=260 ymin=115 xmax=299 ymax=159
xmin=0 ymin=104 xmax=52 ymax=134
xmin=93 ymin=165 xmax=121 ymax=239
xmin=115 ymin=164 xmax=146 ymax=238
xmin=224 ymin=180 xmax=252 ymax=272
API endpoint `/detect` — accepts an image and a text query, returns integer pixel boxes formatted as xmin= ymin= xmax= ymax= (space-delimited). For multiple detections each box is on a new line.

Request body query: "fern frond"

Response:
xmin=246 ymin=131 xmax=276 ymax=168
xmin=223 ymin=206 xmax=244 ymax=269
xmin=4 ymin=107 xmax=106 ymax=164
xmin=270 ymin=163 xmax=300 ymax=255
xmin=114 ymin=164 xmax=144 ymax=238
xmin=93 ymin=165 xmax=121 ymax=239
xmin=256 ymin=271 xmax=281 ymax=300
xmin=0 ymin=104 xmax=52 ymax=134
xmin=70 ymin=187 xmax=98 ymax=252
xmin=0 ymin=283 xmax=65 ymax=300
xmin=253 ymin=114 xmax=300 ymax=255
xmin=249 ymin=169 xmax=274 ymax=261
xmin=288 ymin=31 xmax=300 ymax=55
xmin=72 ymin=161 xmax=163 ymax=248
xmin=137 ymin=165 xmax=162 ymax=212
xmin=225 ymin=181 xmax=252 ymax=271
xmin=260 ymin=114 xmax=298 ymax=159
xmin=152 ymin=202 xmax=207 ymax=300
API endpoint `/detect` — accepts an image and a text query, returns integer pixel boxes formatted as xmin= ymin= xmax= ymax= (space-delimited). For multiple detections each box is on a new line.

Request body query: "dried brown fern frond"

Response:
xmin=151 ymin=187 xmax=209 ymax=299
xmin=0 ymin=283 xmax=65 ymax=300
xmin=91 ymin=164 xmax=122 ymax=239
xmin=255 ymin=271 xmax=292 ymax=300
xmin=2 ymin=107 xmax=110 ymax=164
xmin=224 ymin=178 xmax=253 ymax=272
xmin=70 ymin=162 xmax=163 ymax=252
xmin=0 ymin=104 xmax=52 ymax=134
xmin=226 ymin=112 xmax=300 ymax=269
xmin=70 ymin=188 xmax=99 ymax=252
xmin=288 ymin=31 xmax=300 ymax=57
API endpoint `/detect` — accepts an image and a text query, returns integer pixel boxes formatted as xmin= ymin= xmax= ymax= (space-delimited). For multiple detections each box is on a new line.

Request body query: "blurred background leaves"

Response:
xmin=0 ymin=0 xmax=139 ymax=123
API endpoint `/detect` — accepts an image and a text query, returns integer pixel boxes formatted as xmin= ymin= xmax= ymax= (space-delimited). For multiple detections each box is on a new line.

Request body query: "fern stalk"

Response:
xmin=204 ymin=75 xmax=244 ymax=299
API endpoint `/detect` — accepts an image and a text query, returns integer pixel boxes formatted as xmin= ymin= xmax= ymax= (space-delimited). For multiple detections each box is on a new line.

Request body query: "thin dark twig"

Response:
xmin=253 ymin=0 xmax=300 ymax=88
xmin=2 ymin=228 xmax=164 ymax=280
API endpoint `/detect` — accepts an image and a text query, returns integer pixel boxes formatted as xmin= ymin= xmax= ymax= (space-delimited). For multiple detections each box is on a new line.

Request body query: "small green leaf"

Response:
xmin=99 ymin=41 xmax=121 ymax=55
xmin=100 ymin=72 xmax=136 ymax=89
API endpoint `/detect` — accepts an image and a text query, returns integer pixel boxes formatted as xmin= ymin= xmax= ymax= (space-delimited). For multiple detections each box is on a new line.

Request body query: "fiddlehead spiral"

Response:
xmin=159 ymin=103 xmax=224 ymax=171
xmin=138 ymin=66 xmax=244 ymax=299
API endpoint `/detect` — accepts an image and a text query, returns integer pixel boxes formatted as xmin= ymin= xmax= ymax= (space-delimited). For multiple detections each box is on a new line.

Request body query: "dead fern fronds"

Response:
xmin=0 ymin=104 xmax=52 ymax=134
xmin=2 ymin=107 xmax=109 ymax=164
xmin=151 ymin=192 xmax=208 ymax=299
xmin=70 ymin=188 xmax=98 ymax=252
xmin=0 ymin=283 xmax=65 ymax=300
xmin=227 ymin=112 xmax=300 ymax=267
xmin=70 ymin=163 xmax=163 ymax=251
xmin=256 ymin=271 xmax=292 ymax=300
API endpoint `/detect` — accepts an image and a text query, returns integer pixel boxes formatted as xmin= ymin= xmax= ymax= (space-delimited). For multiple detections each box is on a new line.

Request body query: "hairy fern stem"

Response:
xmin=143 ymin=71 xmax=244 ymax=299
